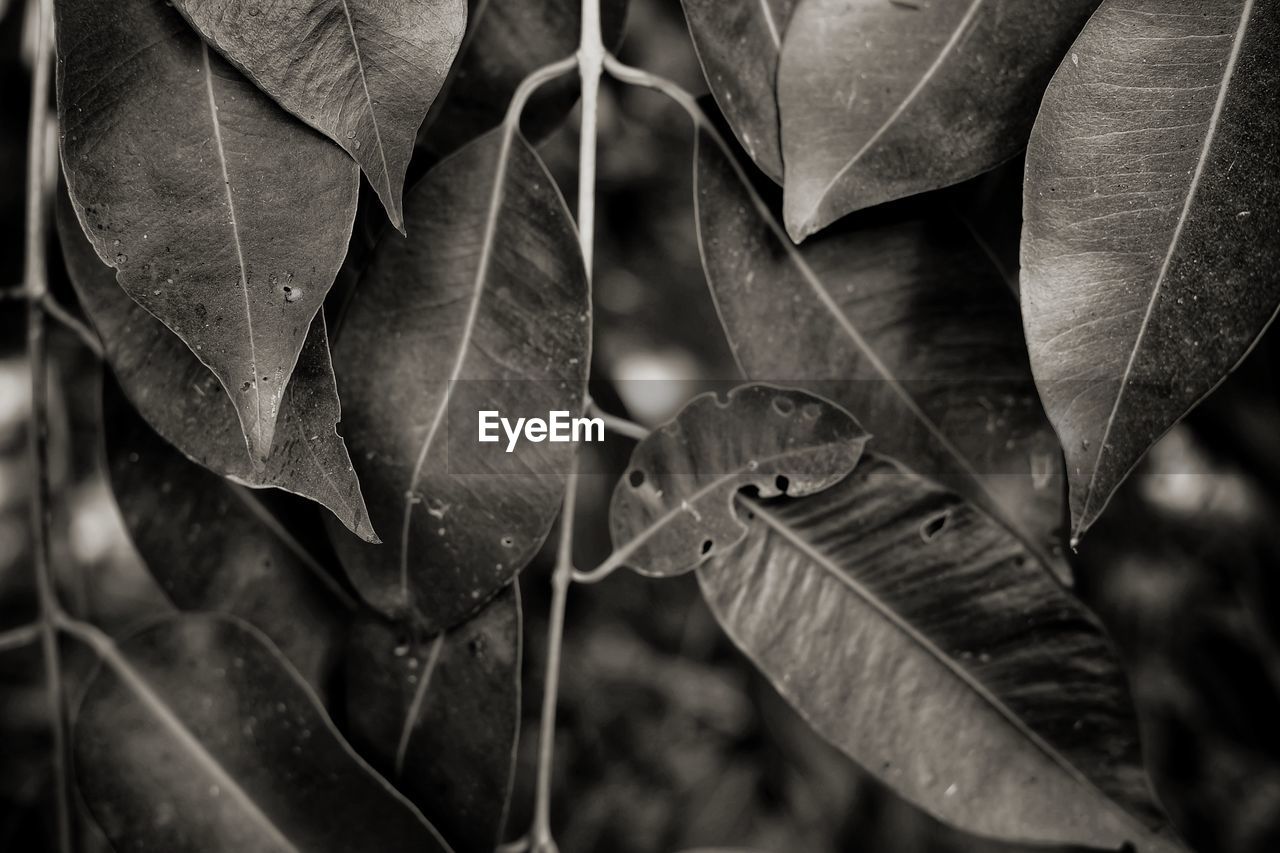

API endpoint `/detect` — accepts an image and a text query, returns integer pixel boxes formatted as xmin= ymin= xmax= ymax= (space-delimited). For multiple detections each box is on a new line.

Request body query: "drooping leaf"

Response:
xmin=345 ymin=586 xmax=520 ymax=853
xmin=170 ymin=0 xmax=465 ymax=231
xmin=102 ymin=382 xmax=350 ymax=689
xmin=777 ymin=0 xmax=1099 ymax=241
xmin=59 ymin=198 xmax=376 ymax=542
xmin=610 ymin=384 xmax=867 ymax=578
xmin=681 ymin=0 xmax=795 ymax=183
xmin=698 ymin=452 xmax=1180 ymax=852
xmin=417 ymin=0 xmax=629 ymax=159
xmin=695 ymin=127 xmax=1069 ymax=582
xmin=56 ymin=0 xmax=359 ymax=462
xmin=1022 ymin=0 xmax=1279 ymax=540
xmin=73 ymin=614 xmax=451 ymax=852
xmin=327 ymin=127 xmax=590 ymax=634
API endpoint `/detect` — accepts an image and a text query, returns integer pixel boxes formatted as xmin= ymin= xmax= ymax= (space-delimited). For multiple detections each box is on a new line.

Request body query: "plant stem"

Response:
xmin=576 ymin=0 xmax=604 ymax=276
xmin=529 ymin=452 xmax=580 ymax=853
xmin=42 ymin=293 xmax=104 ymax=358
xmin=586 ymin=399 xmax=649 ymax=442
xmin=24 ymin=0 xmax=72 ymax=850
xmin=0 ymin=623 xmax=42 ymax=654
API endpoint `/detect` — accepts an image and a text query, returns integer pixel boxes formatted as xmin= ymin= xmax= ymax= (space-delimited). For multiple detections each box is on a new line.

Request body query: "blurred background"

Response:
xmin=4 ymin=1 xmax=1280 ymax=851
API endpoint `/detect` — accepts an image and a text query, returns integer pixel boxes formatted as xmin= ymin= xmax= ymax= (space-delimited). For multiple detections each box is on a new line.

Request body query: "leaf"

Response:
xmin=681 ymin=0 xmax=796 ymax=183
xmin=345 ymin=586 xmax=520 ymax=853
xmin=777 ymin=0 xmax=1099 ymax=241
xmin=610 ymin=384 xmax=867 ymax=578
xmin=73 ymin=614 xmax=452 ymax=853
xmin=417 ymin=0 xmax=629 ymax=159
xmin=56 ymin=0 xmax=359 ymax=463
xmin=102 ymin=381 xmax=350 ymax=689
xmin=1021 ymin=0 xmax=1280 ymax=540
xmin=694 ymin=126 xmax=1069 ymax=582
xmin=170 ymin=0 xmax=465 ymax=231
xmin=58 ymin=197 xmax=376 ymax=542
xmin=698 ymin=452 xmax=1180 ymax=852
xmin=327 ymin=126 xmax=590 ymax=634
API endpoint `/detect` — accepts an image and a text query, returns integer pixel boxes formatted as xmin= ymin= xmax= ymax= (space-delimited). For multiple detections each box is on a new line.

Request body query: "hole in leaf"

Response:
xmin=701 ymin=539 xmax=714 ymax=555
xmin=772 ymin=395 xmax=795 ymax=416
xmin=920 ymin=511 xmax=950 ymax=542
xmin=500 ymin=535 xmax=515 ymax=548
xmin=628 ymin=469 xmax=645 ymax=488
xmin=775 ymin=474 xmax=790 ymax=494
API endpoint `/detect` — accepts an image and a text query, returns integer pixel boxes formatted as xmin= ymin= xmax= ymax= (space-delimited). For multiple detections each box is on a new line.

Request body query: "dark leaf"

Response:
xmin=699 ymin=452 xmax=1179 ymax=851
xmin=777 ymin=0 xmax=1099 ymax=240
xmin=327 ymin=127 xmax=590 ymax=634
xmin=345 ymin=586 xmax=520 ymax=853
xmin=56 ymin=0 xmax=359 ymax=462
xmin=417 ymin=0 xmax=629 ymax=159
xmin=1022 ymin=0 xmax=1279 ymax=540
xmin=171 ymin=0 xmax=465 ymax=230
xmin=73 ymin=614 xmax=451 ymax=852
xmin=103 ymin=380 xmax=350 ymax=689
xmin=695 ymin=127 xmax=1069 ymax=582
xmin=681 ymin=0 xmax=795 ymax=182
xmin=59 ymin=198 xmax=377 ymax=542
xmin=610 ymin=384 xmax=867 ymax=578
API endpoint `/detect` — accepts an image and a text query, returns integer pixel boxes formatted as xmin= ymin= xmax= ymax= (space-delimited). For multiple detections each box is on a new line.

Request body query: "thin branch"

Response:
xmin=24 ymin=0 xmax=72 ymax=849
xmin=586 ymin=399 xmax=649 ymax=442
xmin=43 ymin=293 xmax=105 ymax=358
xmin=0 ymin=623 xmax=41 ymax=654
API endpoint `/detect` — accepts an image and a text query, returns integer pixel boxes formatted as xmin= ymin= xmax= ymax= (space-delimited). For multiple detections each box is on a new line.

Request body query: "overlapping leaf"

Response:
xmin=695 ymin=127 xmax=1068 ymax=581
xmin=698 ymin=452 xmax=1179 ymax=852
xmin=327 ymin=127 xmax=590 ymax=634
xmin=610 ymin=384 xmax=867 ymax=578
xmin=171 ymin=0 xmax=465 ymax=230
xmin=1022 ymin=0 xmax=1279 ymax=539
xmin=681 ymin=0 xmax=795 ymax=183
xmin=102 ymin=383 xmax=349 ymax=689
xmin=417 ymin=0 xmax=629 ymax=159
xmin=777 ymin=0 xmax=1099 ymax=240
xmin=74 ymin=615 xmax=451 ymax=852
xmin=345 ymin=587 xmax=520 ymax=853
xmin=59 ymin=199 xmax=375 ymax=541
xmin=56 ymin=0 xmax=359 ymax=462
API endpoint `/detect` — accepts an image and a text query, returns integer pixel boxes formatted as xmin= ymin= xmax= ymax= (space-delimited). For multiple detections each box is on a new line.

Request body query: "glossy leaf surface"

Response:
xmin=103 ymin=386 xmax=348 ymax=688
xmin=60 ymin=199 xmax=376 ymax=541
xmin=777 ymin=0 xmax=1098 ymax=240
xmin=1022 ymin=0 xmax=1279 ymax=539
xmin=172 ymin=0 xmax=465 ymax=230
xmin=56 ymin=0 xmax=359 ymax=462
xmin=699 ymin=453 xmax=1178 ymax=851
xmin=611 ymin=384 xmax=867 ymax=578
xmin=327 ymin=127 xmax=590 ymax=634
xmin=418 ymin=0 xmax=628 ymax=158
xmin=695 ymin=128 xmax=1068 ymax=581
xmin=74 ymin=615 xmax=451 ymax=853
xmin=346 ymin=586 xmax=520 ymax=853
xmin=681 ymin=0 xmax=795 ymax=182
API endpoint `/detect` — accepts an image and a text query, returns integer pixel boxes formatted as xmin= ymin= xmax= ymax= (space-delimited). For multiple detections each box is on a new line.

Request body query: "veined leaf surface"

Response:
xmin=778 ymin=0 xmax=1098 ymax=240
xmin=699 ymin=453 xmax=1179 ymax=851
xmin=327 ymin=127 xmax=590 ymax=634
xmin=1022 ymin=0 xmax=1279 ymax=539
xmin=59 ymin=199 xmax=376 ymax=541
xmin=56 ymin=0 xmax=359 ymax=462
xmin=172 ymin=0 xmax=466 ymax=230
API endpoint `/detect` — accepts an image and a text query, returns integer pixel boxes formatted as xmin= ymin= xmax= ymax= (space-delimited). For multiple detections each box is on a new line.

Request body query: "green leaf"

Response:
xmin=59 ymin=197 xmax=376 ymax=542
xmin=695 ymin=126 xmax=1068 ymax=583
xmin=681 ymin=0 xmax=796 ymax=183
xmin=1022 ymin=0 xmax=1279 ymax=540
xmin=417 ymin=0 xmax=629 ymax=159
xmin=610 ymin=384 xmax=867 ymax=578
xmin=345 ymin=586 xmax=521 ymax=853
xmin=327 ymin=127 xmax=590 ymax=634
xmin=102 ymin=383 xmax=350 ymax=689
xmin=699 ymin=452 xmax=1180 ymax=852
xmin=170 ymin=0 xmax=466 ymax=230
xmin=56 ymin=0 xmax=359 ymax=462
xmin=74 ymin=614 xmax=452 ymax=852
xmin=777 ymin=0 xmax=1099 ymax=240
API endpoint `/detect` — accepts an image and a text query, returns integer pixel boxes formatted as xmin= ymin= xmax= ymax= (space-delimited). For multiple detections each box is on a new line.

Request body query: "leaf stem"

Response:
xmin=43 ymin=292 xmax=105 ymax=358
xmin=0 ymin=623 xmax=42 ymax=654
xmin=585 ymin=398 xmax=649 ymax=441
xmin=24 ymin=0 xmax=73 ymax=849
